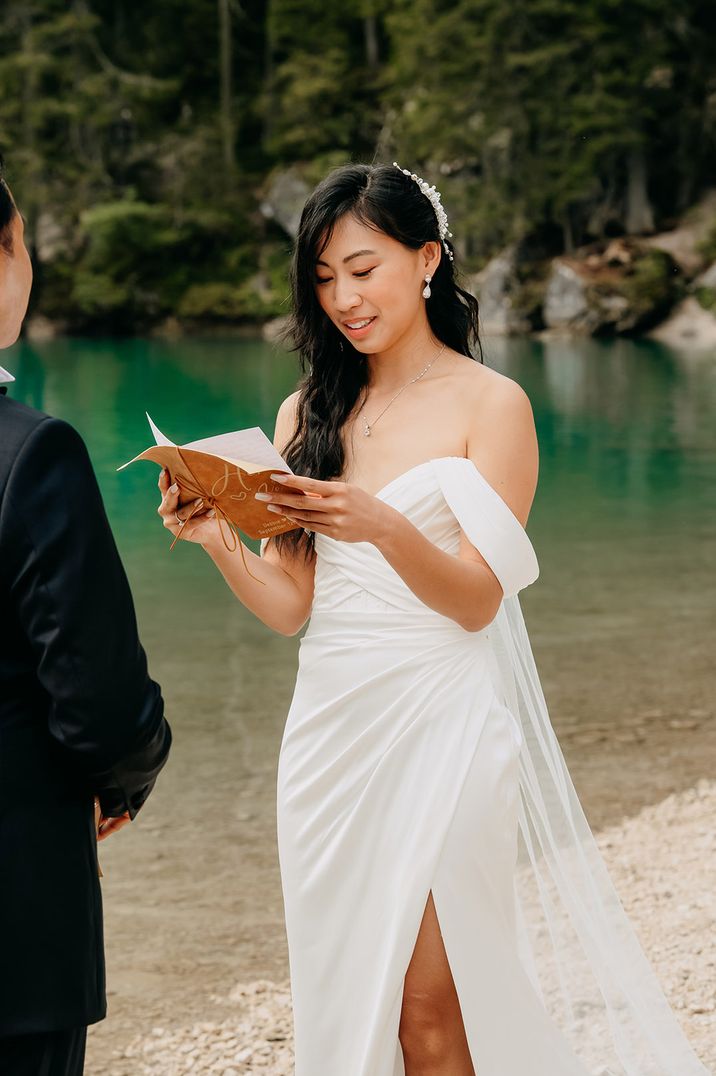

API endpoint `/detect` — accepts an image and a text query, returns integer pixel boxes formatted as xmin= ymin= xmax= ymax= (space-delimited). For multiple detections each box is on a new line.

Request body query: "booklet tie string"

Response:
xmin=169 ymin=448 xmax=266 ymax=585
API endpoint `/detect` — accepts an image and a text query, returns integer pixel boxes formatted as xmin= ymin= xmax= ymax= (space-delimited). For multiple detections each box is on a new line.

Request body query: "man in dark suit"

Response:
xmin=0 ymin=166 xmax=172 ymax=1072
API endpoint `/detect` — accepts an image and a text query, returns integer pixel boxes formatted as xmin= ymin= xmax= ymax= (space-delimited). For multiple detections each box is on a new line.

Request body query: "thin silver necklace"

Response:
xmin=356 ymin=342 xmax=447 ymax=438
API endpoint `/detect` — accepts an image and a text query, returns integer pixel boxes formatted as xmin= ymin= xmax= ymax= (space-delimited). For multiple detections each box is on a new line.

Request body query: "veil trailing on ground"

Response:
xmin=434 ymin=457 xmax=710 ymax=1076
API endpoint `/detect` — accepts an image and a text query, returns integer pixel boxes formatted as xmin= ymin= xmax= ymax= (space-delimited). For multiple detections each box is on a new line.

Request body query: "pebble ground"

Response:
xmin=101 ymin=779 xmax=716 ymax=1074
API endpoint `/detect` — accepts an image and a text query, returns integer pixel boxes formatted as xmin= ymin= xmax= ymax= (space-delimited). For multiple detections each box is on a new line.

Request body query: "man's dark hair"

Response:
xmin=0 ymin=153 xmax=16 ymax=254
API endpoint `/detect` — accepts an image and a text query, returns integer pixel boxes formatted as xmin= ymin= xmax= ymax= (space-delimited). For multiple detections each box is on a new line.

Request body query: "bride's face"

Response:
xmin=314 ymin=214 xmax=439 ymax=352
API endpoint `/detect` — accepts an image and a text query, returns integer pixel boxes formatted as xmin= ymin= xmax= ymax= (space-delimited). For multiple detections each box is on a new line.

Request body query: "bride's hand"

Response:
xmin=256 ymin=473 xmax=395 ymax=545
xmin=157 ymin=467 xmax=222 ymax=546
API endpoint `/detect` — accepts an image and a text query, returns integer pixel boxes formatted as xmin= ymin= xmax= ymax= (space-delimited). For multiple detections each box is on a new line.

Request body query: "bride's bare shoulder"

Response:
xmin=451 ymin=353 xmax=534 ymax=417
xmin=451 ymin=354 xmax=538 ymax=525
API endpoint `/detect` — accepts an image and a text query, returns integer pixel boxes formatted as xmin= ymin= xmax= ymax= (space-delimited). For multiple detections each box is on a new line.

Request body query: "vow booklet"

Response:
xmin=118 ymin=414 xmax=297 ymax=541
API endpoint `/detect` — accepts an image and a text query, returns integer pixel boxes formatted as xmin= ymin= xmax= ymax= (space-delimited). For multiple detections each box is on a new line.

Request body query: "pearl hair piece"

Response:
xmin=393 ymin=162 xmax=454 ymax=261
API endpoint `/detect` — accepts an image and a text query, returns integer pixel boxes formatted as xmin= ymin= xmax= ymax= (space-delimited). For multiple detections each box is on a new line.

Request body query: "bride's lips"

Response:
xmin=342 ymin=316 xmax=377 ymax=339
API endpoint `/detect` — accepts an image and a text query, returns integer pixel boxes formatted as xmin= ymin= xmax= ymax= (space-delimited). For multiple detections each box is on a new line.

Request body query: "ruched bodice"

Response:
xmin=310 ymin=460 xmax=463 ymax=616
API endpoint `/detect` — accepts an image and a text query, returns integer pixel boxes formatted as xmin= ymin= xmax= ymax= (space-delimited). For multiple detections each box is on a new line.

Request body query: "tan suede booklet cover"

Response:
xmin=118 ymin=414 xmax=296 ymax=541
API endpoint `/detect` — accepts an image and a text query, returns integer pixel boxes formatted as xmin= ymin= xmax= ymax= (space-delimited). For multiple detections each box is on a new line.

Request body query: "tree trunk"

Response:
xmin=218 ymin=0 xmax=234 ymax=171
xmin=562 ymin=208 xmax=575 ymax=255
xmin=262 ymin=2 xmax=276 ymax=150
xmin=625 ymin=145 xmax=655 ymax=234
xmin=364 ymin=14 xmax=379 ymax=68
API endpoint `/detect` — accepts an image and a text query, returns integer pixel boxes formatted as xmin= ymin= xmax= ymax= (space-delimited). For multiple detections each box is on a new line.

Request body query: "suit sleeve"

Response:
xmin=3 ymin=416 xmax=171 ymax=819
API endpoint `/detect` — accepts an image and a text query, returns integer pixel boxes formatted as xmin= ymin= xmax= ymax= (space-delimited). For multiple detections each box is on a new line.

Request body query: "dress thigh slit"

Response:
xmin=398 ymin=886 xmax=476 ymax=1072
xmin=429 ymin=703 xmax=591 ymax=1076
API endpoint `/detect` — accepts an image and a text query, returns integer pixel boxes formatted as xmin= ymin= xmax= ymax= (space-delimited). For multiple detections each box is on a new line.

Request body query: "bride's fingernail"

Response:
xmin=266 ymin=504 xmax=281 ymax=513
xmin=169 ymin=483 xmax=178 ymax=494
xmin=270 ymin=473 xmax=289 ymax=483
xmin=207 ymin=509 xmax=216 ymax=518
xmin=254 ymin=492 xmax=272 ymax=501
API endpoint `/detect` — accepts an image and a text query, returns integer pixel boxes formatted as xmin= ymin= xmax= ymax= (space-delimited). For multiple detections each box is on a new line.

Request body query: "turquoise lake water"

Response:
xmin=7 ymin=333 xmax=714 ymax=710
xmin=4 ymin=333 xmax=715 ymax=990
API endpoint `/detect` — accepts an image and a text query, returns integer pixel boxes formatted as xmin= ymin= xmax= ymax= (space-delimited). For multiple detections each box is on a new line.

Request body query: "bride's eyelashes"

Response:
xmin=315 ymin=268 xmax=376 ymax=285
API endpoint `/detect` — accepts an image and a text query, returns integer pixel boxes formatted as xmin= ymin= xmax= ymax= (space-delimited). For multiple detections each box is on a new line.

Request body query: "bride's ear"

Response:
xmin=422 ymin=239 xmax=441 ymax=277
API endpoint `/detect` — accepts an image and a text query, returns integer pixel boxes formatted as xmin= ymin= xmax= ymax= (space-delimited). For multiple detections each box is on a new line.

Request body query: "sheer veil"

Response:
xmin=434 ymin=456 xmax=711 ymax=1076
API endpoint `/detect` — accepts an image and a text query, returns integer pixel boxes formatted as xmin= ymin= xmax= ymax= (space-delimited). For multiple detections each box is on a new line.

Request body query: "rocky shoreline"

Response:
xmin=23 ymin=189 xmax=716 ymax=349
xmin=94 ymin=779 xmax=716 ymax=1075
xmin=467 ymin=191 xmax=716 ymax=347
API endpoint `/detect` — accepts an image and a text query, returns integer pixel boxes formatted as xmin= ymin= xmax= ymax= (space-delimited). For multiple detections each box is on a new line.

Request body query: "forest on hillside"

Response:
xmin=1 ymin=0 xmax=715 ymax=333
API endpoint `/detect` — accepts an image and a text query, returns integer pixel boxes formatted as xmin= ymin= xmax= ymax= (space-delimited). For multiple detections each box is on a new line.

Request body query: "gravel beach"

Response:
xmin=95 ymin=779 xmax=716 ymax=1075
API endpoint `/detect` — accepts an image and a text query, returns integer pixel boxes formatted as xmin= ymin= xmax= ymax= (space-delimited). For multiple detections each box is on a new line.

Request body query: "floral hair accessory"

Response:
xmin=393 ymin=162 xmax=454 ymax=261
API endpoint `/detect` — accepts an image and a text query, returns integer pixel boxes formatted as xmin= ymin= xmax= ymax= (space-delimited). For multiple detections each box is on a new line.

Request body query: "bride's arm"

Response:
xmin=373 ymin=377 xmax=538 ymax=631
xmin=238 ymin=377 xmax=537 ymax=633
xmin=157 ymin=392 xmax=315 ymax=637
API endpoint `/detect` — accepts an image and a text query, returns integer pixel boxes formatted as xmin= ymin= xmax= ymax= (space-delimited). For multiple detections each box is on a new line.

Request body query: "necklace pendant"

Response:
xmin=363 ymin=423 xmax=371 ymax=437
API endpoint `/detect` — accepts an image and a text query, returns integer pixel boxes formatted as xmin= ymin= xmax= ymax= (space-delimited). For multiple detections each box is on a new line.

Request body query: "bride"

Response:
xmin=156 ymin=162 xmax=710 ymax=1076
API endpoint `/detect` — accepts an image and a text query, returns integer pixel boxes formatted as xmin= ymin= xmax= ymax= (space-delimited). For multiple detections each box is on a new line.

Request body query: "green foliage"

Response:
xmin=69 ymin=199 xmax=259 ymax=330
xmin=262 ymin=0 xmax=383 ymax=160
xmin=617 ymin=250 xmax=678 ymax=325
xmin=697 ymin=221 xmax=716 ymax=264
xmin=384 ymin=0 xmax=715 ymax=253
xmin=177 ymin=283 xmax=247 ymax=321
xmin=0 ymin=0 xmax=713 ymax=332
xmin=177 ymin=241 xmax=290 ymax=323
xmin=695 ymin=288 xmax=716 ymax=314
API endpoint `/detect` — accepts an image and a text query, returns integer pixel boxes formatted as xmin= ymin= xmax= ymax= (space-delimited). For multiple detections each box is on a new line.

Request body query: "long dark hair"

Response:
xmin=0 ymin=153 xmax=16 ymax=254
xmin=274 ymin=161 xmax=482 ymax=559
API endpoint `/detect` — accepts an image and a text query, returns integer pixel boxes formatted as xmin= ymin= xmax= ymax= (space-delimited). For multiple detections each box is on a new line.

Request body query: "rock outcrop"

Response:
xmin=542 ymin=241 xmax=677 ymax=335
xmin=648 ymin=297 xmax=716 ymax=349
xmin=259 ymin=169 xmax=311 ymax=239
xmin=470 ymin=246 xmax=534 ymax=335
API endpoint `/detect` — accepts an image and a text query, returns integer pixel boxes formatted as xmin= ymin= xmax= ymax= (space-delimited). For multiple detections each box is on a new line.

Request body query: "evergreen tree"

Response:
xmin=0 ymin=0 xmax=713 ymax=327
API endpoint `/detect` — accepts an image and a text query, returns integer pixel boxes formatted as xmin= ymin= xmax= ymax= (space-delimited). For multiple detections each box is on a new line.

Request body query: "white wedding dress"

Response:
xmin=264 ymin=457 xmax=711 ymax=1076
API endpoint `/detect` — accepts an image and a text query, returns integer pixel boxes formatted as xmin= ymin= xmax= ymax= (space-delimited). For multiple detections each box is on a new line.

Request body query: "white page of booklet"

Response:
xmin=118 ymin=413 xmax=293 ymax=475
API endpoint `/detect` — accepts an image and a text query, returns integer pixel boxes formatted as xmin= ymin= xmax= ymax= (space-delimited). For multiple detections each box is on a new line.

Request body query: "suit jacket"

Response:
xmin=0 ymin=390 xmax=172 ymax=1036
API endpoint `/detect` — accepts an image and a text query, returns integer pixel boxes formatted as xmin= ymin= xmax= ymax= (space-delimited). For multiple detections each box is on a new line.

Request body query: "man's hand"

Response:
xmin=94 ymin=798 xmax=132 ymax=842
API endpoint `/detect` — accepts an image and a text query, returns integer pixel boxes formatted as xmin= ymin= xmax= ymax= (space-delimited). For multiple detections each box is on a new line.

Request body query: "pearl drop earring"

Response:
xmin=422 ymin=274 xmax=432 ymax=299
